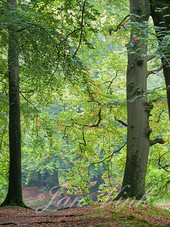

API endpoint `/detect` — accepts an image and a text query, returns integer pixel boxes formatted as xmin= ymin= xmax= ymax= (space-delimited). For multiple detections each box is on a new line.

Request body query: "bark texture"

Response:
xmin=1 ymin=0 xmax=25 ymax=207
xmin=150 ymin=0 xmax=170 ymax=118
xmin=115 ymin=0 xmax=151 ymax=200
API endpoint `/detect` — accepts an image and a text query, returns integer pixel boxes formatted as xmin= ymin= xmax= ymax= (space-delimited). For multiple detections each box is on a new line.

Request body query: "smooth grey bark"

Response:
xmin=0 ymin=0 xmax=25 ymax=207
xmin=115 ymin=0 xmax=151 ymax=200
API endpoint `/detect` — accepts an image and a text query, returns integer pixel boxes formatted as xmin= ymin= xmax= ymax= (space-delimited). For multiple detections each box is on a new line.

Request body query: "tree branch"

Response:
xmin=90 ymin=108 xmax=102 ymax=128
xmin=20 ymin=91 xmax=39 ymax=112
xmin=107 ymin=71 xmax=118 ymax=90
xmin=109 ymin=14 xmax=130 ymax=35
xmin=90 ymin=142 xmax=127 ymax=165
xmin=20 ymin=89 xmax=36 ymax=93
xmin=72 ymin=0 xmax=87 ymax=57
xmin=149 ymin=138 xmax=165 ymax=146
xmin=147 ymin=65 xmax=163 ymax=77
xmin=156 ymin=109 xmax=164 ymax=123
xmin=16 ymin=27 xmax=28 ymax=32
xmin=63 ymin=122 xmax=74 ymax=139
xmin=59 ymin=28 xmax=81 ymax=45
xmin=115 ymin=117 xmax=127 ymax=127
xmin=158 ymin=152 xmax=170 ymax=172
xmin=147 ymin=51 xmax=158 ymax=61
xmin=163 ymin=179 xmax=170 ymax=189
xmin=87 ymin=86 xmax=102 ymax=105
xmin=78 ymin=131 xmax=87 ymax=155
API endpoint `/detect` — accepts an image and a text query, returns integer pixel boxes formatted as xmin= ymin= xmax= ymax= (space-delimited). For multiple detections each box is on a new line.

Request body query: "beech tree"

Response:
xmin=114 ymin=0 xmax=151 ymax=200
xmin=1 ymin=0 xmax=25 ymax=207
xmin=116 ymin=0 xmax=169 ymax=200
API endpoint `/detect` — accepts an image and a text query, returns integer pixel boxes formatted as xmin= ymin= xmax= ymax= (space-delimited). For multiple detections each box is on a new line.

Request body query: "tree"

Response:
xmin=115 ymin=0 xmax=169 ymax=200
xmin=1 ymin=0 xmax=25 ymax=206
xmin=114 ymin=0 xmax=151 ymax=200
xmin=150 ymin=0 xmax=170 ymax=118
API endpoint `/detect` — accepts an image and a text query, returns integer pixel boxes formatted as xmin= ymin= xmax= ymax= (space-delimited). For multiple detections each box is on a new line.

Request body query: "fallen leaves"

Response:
xmin=0 ymin=201 xmax=169 ymax=227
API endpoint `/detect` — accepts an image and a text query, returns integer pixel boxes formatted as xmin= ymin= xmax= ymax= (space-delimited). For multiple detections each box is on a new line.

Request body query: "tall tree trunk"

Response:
xmin=38 ymin=171 xmax=43 ymax=188
xmin=150 ymin=0 xmax=170 ymax=118
xmin=1 ymin=0 xmax=25 ymax=207
xmin=51 ymin=169 xmax=60 ymax=187
xmin=115 ymin=0 xmax=151 ymax=200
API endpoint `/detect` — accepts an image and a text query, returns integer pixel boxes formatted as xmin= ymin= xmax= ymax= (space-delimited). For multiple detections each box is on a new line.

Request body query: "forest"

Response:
xmin=0 ymin=0 xmax=169 ymax=226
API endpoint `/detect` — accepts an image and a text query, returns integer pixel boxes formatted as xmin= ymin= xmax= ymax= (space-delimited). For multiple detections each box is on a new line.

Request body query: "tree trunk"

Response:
xmin=44 ymin=169 xmax=60 ymax=189
xmin=1 ymin=0 xmax=25 ymax=207
xmin=51 ymin=169 xmax=60 ymax=187
xmin=150 ymin=0 xmax=170 ymax=118
xmin=38 ymin=171 xmax=43 ymax=188
xmin=115 ymin=0 xmax=151 ymax=200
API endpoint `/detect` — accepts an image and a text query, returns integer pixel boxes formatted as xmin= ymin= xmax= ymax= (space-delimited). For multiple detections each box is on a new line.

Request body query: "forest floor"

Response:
xmin=0 ymin=186 xmax=169 ymax=226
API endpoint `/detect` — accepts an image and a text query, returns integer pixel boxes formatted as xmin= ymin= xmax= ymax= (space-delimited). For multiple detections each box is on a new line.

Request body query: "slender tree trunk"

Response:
xmin=51 ymin=169 xmax=60 ymax=187
xmin=38 ymin=171 xmax=43 ymax=188
xmin=115 ymin=0 xmax=151 ymax=200
xmin=150 ymin=0 xmax=170 ymax=118
xmin=1 ymin=0 xmax=25 ymax=207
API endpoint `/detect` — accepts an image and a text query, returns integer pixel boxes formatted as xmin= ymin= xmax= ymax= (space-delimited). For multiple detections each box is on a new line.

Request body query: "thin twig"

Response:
xmin=158 ymin=152 xmax=170 ymax=172
xmin=90 ymin=108 xmax=102 ymax=128
xmin=59 ymin=28 xmax=81 ymax=45
xmin=109 ymin=14 xmax=130 ymax=35
xmin=156 ymin=109 xmax=164 ymax=123
xmin=90 ymin=142 xmax=127 ymax=166
xmin=107 ymin=71 xmax=118 ymax=90
xmin=115 ymin=117 xmax=127 ymax=127
xmin=147 ymin=51 xmax=158 ymax=61
xmin=72 ymin=0 xmax=87 ymax=57
xmin=20 ymin=91 xmax=38 ymax=112
xmin=147 ymin=65 xmax=163 ymax=77
xmin=87 ymin=86 xmax=102 ymax=105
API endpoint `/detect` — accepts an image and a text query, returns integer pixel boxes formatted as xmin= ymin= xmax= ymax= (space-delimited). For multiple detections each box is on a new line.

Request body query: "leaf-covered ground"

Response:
xmin=0 ymin=202 xmax=169 ymax=226
xmin=0 ymin=187 xmax=169 ymax=226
